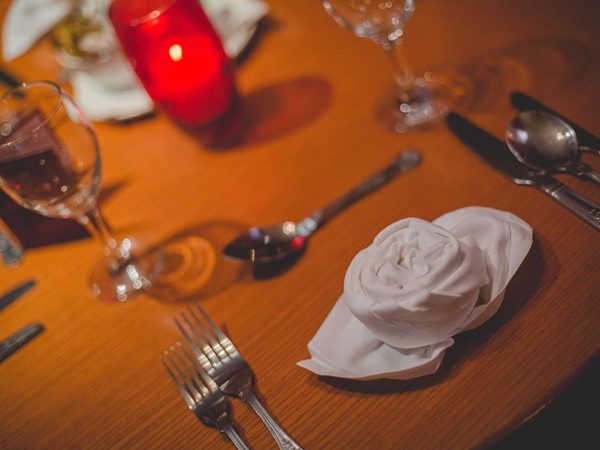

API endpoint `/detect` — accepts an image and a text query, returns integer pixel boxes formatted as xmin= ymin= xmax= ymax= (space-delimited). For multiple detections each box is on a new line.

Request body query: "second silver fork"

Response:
xmin=160 ymin=343 xmax=251 ymax=450
xmin=176 ymin=303 xmax=303 ymax=450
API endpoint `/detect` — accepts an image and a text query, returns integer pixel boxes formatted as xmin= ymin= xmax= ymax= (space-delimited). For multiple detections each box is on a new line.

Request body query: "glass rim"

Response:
xmin=0 ymin=80 xmax=65 ymax=149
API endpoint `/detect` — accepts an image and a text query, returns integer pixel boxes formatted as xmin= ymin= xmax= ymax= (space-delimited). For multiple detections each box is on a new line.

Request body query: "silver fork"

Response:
xmin=175 ymin=303 xmax=303 ymax=450
xmin=160 ymin=343 xmax=251 ymax=450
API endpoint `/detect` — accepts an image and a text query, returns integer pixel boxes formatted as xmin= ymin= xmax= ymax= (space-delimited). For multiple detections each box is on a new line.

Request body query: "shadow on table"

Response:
xmin=315 ymin=234 xmax=555 ymax=394
xmin=180 ymin=75 xmax=333 ymax=149
xmin=489 ymin=355 xmax=600 ymax=450
xmin=237 ymin=75 xmax=333 ymax=147
xmin=146 ymin=220 xmax=251 ymax=303
xmin=107 ymin=18 xmax=332 ymax=149
xmin=0 ymin=179 xmax=129 ymax=249
xmin=443 ymin=37 xmax=592 ymax=115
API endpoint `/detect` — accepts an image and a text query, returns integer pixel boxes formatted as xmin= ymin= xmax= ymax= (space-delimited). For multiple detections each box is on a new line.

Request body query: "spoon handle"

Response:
xmin=578 ymin=146 xmax=600 ymax=157
xmin=572 ymin=162 xmax=600 ymax=185
xmin=582 ymin=168 xmax=600 ymax=185
xmin=298 ymin=150 xmax=421 ymax=233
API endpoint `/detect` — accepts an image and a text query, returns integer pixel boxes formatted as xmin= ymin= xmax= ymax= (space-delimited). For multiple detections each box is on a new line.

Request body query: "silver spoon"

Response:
xmin=223 ymin=149 xmax=421 ymax=264
xmin=506 ymin=110 xmax=600 ymax=184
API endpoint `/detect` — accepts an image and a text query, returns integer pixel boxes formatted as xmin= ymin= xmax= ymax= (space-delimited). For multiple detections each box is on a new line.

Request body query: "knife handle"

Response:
xmin=541 ymin=181 xmax=600 ymax=231
xmin=0 ymin=322 xmax=44 ymax=363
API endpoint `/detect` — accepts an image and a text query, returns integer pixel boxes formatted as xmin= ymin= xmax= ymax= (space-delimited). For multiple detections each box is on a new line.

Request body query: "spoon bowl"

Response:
xmin=223 ymin=221 xmax=309 ymax=263
xmin=506 ymin=110 xmax=600 ymax=184
xmin=223 ymin=150 xmax=422 ymax=265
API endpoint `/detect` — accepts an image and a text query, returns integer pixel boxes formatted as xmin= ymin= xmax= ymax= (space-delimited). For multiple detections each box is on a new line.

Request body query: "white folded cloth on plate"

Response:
xmin=2 ymin=0 xmax=268 ymax=121
xmin=297 ymin=206 xmax=533 ymax=381
xmin=201 ymin=0 xmax=269 ymax=58
xmin=2 ymin=0 xmax=72 ymax=62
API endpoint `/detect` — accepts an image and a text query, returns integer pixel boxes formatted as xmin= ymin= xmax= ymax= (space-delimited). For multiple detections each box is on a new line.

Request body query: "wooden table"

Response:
xmin=1 ymin=1 xmax=599 ymax=448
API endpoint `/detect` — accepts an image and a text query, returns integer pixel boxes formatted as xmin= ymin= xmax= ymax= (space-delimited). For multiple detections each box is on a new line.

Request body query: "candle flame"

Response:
xmin=168 ymin=44 xmax=183 ymax=62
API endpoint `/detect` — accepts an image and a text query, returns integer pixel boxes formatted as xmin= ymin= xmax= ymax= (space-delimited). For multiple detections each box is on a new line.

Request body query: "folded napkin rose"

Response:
xmin=297 ymin=206 xmax=533 ymax=380
xmin=2 ymin=0 xmax=268 ymax=121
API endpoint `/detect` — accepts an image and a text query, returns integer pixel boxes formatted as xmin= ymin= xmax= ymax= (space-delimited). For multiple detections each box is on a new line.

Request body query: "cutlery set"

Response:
xmin=161 ymin=303 xmax=302 ymax=450
xmin=447 ymin=91 xmax=600 ymax=232
xmin=0 ymin=279 xmax=43 ymax=363
xmin=161 ymin=94 xmax=599 ymax=445
xmin=224 ymin=92 xmax=600 ymax=271
xmin=505 ymin=110 xmax=600 ymax=183
xmin=2 ymin=82 xmax=597 ymax=444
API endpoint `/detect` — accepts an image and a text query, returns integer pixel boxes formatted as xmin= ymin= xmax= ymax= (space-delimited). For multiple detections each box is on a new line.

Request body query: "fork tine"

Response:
xmin=160 ymin=345 xmax=197 ymax=409
xmin=160 ymin=343 xmax=253 ymax=450
xmin=173 ymin=344 xmax=211 ymax=399
xmin=175 ymin=314 xmax=218 ymax=370
xmin=192 ymin=302 xmax=227 ymax=341
xmin=191 ymin=303 xmax=237 ymax=357
xmin=162 ymin=343 xmax=221 ymax=403
xmin=188 ymin=304 xmax=231 ymax=361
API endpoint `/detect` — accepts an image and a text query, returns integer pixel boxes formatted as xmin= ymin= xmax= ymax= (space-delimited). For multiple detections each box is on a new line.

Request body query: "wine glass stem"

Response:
xmin=78 ymin=207 xmax=129 ymax=268
xmin=382 ymin=39 xmax=415 ymax=91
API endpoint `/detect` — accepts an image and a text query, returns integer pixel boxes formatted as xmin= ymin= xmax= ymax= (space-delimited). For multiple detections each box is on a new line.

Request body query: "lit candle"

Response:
xmin=109 ymin=0 xmax=238 ymax=127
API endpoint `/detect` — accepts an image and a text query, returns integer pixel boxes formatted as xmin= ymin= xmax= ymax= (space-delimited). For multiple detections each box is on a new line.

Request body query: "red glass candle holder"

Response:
xmin=109 ymin=0 xmax=241 ymax=146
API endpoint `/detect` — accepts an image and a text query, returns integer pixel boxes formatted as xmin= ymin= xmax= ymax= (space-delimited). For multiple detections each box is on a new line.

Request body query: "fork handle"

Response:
xmin=222 ymin=424 xmax=251 ymax=450
xmin=242 ymin=391 xmax=303 ymax=450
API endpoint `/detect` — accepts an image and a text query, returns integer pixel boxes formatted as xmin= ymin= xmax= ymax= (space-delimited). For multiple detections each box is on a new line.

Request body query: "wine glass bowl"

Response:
xmin=0 ymin=81 xmax=161 ymax=302
xmin=321 ymin=0 xmax=414 ymax=42
xmin=320 ymin=0 xmax=452 ymax=132
xmin=0 ymin=83 xmax=100 ymax=218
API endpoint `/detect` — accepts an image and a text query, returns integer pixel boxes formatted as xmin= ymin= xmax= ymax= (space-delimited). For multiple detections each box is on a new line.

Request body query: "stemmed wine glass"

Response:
xmin=320 ymin=0 xmax=452 ymax=132
xmin=0 ymin=81 xmax=162 ymax=302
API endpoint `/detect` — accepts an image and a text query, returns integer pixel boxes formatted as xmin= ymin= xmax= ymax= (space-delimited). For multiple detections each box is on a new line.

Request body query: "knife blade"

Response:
xmin=0 ymin=322 xmax=45 ymax=363
xmin=0 ymin=66 xmax=21 ymax=89
xmin=0 ymin=279 xmax=36 ymax=313
xmin=510 ymin=91 xmax=600 ymax=150
xmin=446 ymin=112 xmax=600 ymax=232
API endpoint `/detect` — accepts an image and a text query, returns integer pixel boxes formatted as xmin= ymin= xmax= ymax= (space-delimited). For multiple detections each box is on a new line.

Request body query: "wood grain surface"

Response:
xmin=1 ymin=1 xmax=599 ymax=449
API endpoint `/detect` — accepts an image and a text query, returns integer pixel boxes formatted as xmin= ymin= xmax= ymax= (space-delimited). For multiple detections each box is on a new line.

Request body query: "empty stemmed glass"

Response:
xmin=0 ymin=81 xmax=162 ymax=302
xmin=320 ymin=0 xmax=452 ymax=132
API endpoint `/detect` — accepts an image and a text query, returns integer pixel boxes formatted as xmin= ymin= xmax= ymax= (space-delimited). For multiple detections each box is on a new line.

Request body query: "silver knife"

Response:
xmin=0 ymin=279 xmax=36 ymax=312
xmin=446 ymin=112 xmax=600 ymax=232
xmin=0 ymin=66 xmax=21 ymax=89
xmin=0 ymin=322 xmax=45 ymax=363
xmin=0 ymin=278 xmax=36 ymax=311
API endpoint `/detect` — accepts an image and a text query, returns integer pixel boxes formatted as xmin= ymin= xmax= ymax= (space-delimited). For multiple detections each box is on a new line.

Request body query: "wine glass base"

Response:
xmin=90 ymin=241 xmax=164 ymax=303
xmin=375 ymin=74 xmax=454 ymax=133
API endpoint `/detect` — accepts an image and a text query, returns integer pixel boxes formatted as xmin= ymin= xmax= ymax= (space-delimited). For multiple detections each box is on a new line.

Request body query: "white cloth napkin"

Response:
xmin=201 ymin=0 xmax=269 ymax=58
xmin=297 ymin=206 xmax=533 ymax=381
xmin=2 ymin=0 xmax=269 ymax=121
xmin=2 ymin=0 xmax=71 ymax=62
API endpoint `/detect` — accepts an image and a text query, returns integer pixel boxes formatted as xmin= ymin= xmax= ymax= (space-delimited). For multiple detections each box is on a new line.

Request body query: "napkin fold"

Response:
xmin=2 ymin=0 xmax=71 ymax=62
xmin=201 ymin=0 xmax=269 ymax=58
xmin=297 ymin=207 xmax=533 ymax=381
xmin=2 ymin=0 xmax=269 ymax=121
